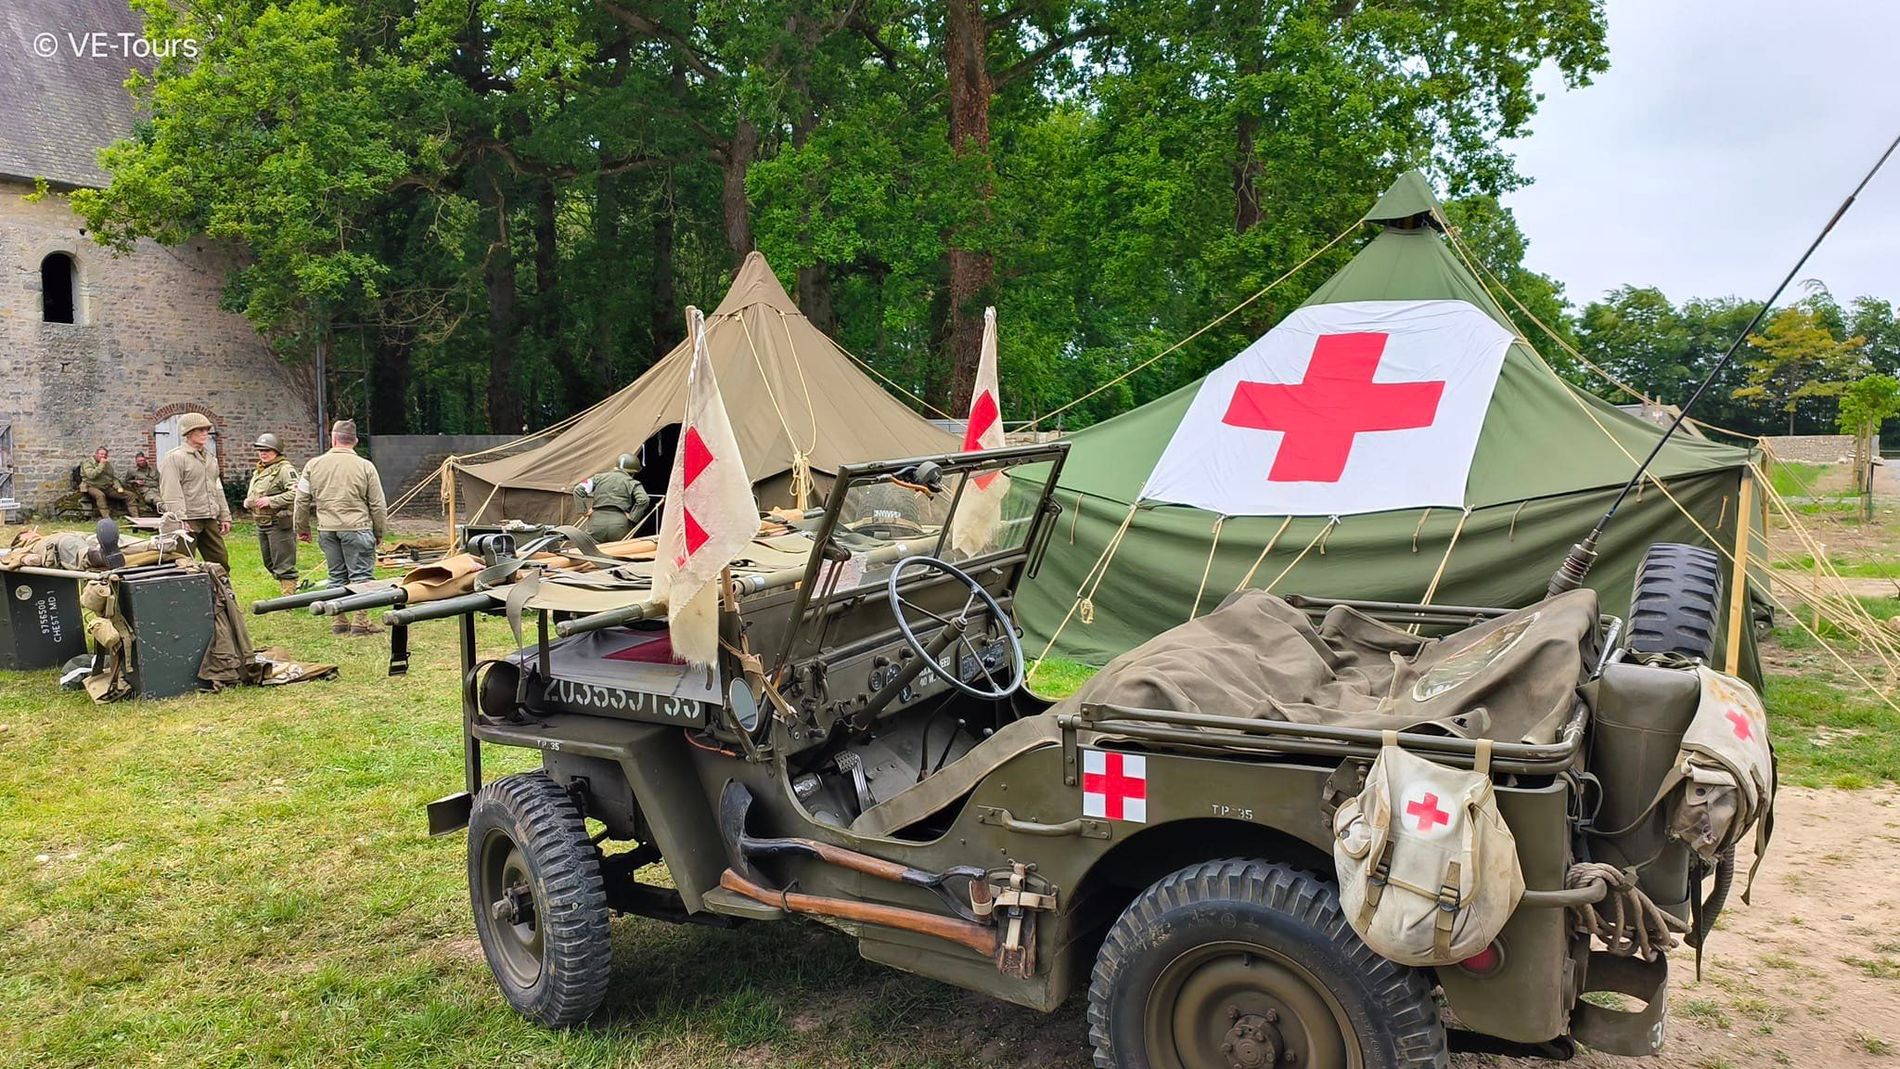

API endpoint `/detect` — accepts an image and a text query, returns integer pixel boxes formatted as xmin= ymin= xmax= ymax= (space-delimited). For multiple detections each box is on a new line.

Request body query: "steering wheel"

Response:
xmin=885 ymin=555 xmax=1025 ymax=700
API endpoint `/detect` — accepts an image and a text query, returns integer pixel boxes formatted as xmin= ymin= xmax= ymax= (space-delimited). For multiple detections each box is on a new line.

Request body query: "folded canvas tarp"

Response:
xmin=454 ymin=252 xmax=956 ymax=524
xmin=1018 ymin=172 xmax=1766 ymax=683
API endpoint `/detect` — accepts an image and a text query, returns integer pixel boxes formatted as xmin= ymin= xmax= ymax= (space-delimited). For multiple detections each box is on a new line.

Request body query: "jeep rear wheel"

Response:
xmin=1088 ymin=859 xmax=1446 ymax=1069
xmin=468 ymin=771 xmax=612 ymax=1027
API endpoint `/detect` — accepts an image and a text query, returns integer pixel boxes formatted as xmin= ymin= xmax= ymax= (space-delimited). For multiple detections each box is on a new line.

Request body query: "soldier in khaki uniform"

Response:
xmin=78 ymin=447 xmax=135 ymax=518
xmin=294 ymin=419 xmax=388 ymax=635
xmin=123 ymin=452 xmax=159 ymax=515
xmin=572 ymin=453 xmax=652 ymax=543
xmin=245 ymin=433 xmax=300 ymax=595
xmin=157 ymin=412 xmax=232 ymax=569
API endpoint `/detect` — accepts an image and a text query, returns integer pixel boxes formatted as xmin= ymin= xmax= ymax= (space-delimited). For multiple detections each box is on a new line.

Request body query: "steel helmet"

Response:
xmin=617 ymin=452 xmax=639 ymax=472
xmin=177 ymin=412 xmax=212 ymax=434
xmin=253 ymin=432 xmax=283 ymax=452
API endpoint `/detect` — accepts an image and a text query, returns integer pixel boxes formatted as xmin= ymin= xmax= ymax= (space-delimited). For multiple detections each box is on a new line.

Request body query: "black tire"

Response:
xmin=1087 ymin=859 xmax=1446 ymax=1069
xmin=1625 ymin=542 xmax=1722 ymax=662
xmin=467 ymin=771 xmax=613 ymax=1027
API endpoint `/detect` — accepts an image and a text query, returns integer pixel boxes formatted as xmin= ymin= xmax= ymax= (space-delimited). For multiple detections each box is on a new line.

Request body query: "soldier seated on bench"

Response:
xmin=77 ymin=447 xmax=137 ymax=518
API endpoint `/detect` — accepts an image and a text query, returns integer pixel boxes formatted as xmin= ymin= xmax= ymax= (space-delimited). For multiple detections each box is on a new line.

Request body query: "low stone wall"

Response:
xmin=1762 ymin=434 xmax=1856 ymax=464
xmin=368 ymin=434 xmax=519 ymax=500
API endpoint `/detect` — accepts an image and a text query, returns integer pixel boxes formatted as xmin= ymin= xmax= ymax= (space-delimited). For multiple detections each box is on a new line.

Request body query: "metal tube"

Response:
xmin=310 ymin=587 xmax=408 ymax=616
xmin=6 ymin=565 xmax=100 ymax=581
xmin=384 ymin=591 xmax=497 ymax=626
xmin=552 ymin=597 xmax=667 ymax=637
xmin=251 ymin=583 xmax=342 ymax=614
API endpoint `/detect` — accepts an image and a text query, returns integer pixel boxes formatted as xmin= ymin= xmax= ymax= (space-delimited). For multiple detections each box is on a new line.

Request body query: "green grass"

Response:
xmin=0 ymin=524 xmax=1087 ymax=1069
xmin=1772 ymin=595 xmax=1900 ymax=647
xmin=0 ymin=524 xmax=1892 ymax=1066
xmin=1772 ymin=553 xmax=1900 ymax=581
xmin=1024 ymin=657 xmax=1098 ymax=700
xmin=1769 ymin=461 xmax=1833 ymax=499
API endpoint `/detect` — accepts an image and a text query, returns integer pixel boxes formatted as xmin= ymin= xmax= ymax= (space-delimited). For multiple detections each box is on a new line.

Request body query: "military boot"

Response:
xmin=331 ymin=612 xmax=351 ymax=635
xmin=279 ymin=578 xmax=298 ymax=596
xmin=351 ymin=611 xmax=383 ymax=636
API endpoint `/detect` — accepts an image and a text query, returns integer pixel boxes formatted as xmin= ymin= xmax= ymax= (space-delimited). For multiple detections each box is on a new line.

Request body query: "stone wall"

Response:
xmin=0 ymin=179 xmax=315 ymax=507
xmin=1762 ymin=435 xmax=1856 ymax=464
xmin=368 ymin=434 xmax=520 ymax=501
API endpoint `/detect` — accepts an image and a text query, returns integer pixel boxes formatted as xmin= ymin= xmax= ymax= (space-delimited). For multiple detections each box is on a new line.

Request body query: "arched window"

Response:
xmin=41 ymin=253 xmax=76 ymax=324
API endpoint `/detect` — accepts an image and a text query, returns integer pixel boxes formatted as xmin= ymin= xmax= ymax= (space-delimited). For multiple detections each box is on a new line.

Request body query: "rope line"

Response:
xmin=1263 ymin=517 xmax=1338 ymax=593
xmin=1027 ymin=501 xmax=1140 ymax=679
xmin=1442 ymin=224 xmax=1759 ymax=443
xmin=1235 ymin=516 xmax=1295 ymax=589
xmin=1189 ymin=516 xmax=1228 ymax=619
xmin=1022 ymin=219 xmax=1362 ymax=431
xmin=1420 ymin=507 xmax=1473 ymax=607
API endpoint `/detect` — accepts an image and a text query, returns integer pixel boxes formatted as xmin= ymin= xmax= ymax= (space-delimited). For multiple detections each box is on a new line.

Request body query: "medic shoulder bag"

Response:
xmin=1333 ymin=731 xmax=1525 ymax=966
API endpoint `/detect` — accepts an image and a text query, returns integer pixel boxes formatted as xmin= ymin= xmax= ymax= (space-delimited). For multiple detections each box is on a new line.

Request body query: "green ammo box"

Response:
xmin=116 ymin=565 xmax=217 ymax=699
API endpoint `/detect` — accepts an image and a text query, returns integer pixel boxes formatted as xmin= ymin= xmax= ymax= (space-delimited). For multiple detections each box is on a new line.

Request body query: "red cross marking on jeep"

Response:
xmin=1726 ymin=708 xmax=1753 ymax=740
xmin=1406 ymin=792 xmax=1450 ymax=832
xmin=1082 ymin=752 xmax=1147 ymax=821
xmin=1221 ymin=332 xmax=1446 ymax=482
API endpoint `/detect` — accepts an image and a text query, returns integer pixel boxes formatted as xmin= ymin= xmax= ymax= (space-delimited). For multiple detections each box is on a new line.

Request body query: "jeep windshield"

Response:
xmin=771 ymin=442 xmax=1068 ymax=669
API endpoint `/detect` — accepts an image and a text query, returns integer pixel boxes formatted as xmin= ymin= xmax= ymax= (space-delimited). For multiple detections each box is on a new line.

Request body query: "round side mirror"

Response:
xmin=728 ymin=679 xmax=761 ymax=733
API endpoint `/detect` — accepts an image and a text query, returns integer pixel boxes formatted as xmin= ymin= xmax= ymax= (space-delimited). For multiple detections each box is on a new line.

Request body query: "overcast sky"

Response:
xmin=1501 ymin=0 xmax=1900 ymax=310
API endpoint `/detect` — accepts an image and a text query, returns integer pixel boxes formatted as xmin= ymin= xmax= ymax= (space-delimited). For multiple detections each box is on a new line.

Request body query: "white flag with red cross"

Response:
xmin=1140 ymin=300 xmax=1514 ymax=516
xmin=652 ymin=306 xmax=761 ymax=666
xmin=949 ymin=306 xmax=1008 ymax=557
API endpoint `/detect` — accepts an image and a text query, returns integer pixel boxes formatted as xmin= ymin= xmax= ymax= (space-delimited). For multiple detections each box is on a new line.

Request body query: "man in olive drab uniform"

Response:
xmin=294 ymin=420 xmax=388 ymax=635
xmin=123 ymin=452 xmax=159 ymax=515
xmin=572 ymin=453 xmax=651 ymax=543
xmin=157 ymin=412 xmax=232 ymax=569
xmin=78 ymin=447 xmax=135 ymax=517
xmin=245 ymin=433 xmax=300 ymax=595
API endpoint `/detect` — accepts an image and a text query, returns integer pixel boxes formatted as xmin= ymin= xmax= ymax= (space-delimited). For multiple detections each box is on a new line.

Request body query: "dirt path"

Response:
xmin=1488 ymin=786 xmax=1900 ymax=1069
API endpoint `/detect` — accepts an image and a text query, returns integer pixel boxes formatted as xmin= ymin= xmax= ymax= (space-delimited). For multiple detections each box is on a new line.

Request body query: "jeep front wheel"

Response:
xmin=1087 ymin=859 xmax=1446 ymax=1069
xmin=467 ymin=771 xmax=613 ymax=1026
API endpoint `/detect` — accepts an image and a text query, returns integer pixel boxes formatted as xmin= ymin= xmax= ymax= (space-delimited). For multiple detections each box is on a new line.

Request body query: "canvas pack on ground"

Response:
xmin=1333 ymin=731 xmax=1525 ymax=966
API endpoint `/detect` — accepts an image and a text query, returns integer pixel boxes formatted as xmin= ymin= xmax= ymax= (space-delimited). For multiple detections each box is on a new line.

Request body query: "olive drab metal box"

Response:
xmin=116 ymin=567 xmax=216 ymax=698
xmin=0 ymin=572 xmax=86 ymax=669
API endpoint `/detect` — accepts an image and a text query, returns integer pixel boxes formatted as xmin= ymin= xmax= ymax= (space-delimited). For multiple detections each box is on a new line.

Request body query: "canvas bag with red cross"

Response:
xmin=1609 ymin=665 xmax=1774 ymax=879
xmin=1332 ymin=732 xmax=1524 ymax=966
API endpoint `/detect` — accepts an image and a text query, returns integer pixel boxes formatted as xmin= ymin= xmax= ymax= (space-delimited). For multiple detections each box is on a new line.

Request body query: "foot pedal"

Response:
xmin=1570 ymin=951 xmax=1669 ymax=1056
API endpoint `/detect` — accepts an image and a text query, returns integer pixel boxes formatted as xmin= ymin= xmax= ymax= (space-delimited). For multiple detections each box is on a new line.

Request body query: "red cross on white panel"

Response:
xmin=1081 ymin=749 xmax=1147 ymax=823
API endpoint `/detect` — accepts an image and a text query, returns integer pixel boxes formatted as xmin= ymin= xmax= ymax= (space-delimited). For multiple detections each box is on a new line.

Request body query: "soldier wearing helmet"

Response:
xmin=156 ymin=411 xmax=232 ymax=569
xmin=572 ymin=452 xmax=651 ymax=543
xmin=245 ymin=432 xmax=301 ymax=594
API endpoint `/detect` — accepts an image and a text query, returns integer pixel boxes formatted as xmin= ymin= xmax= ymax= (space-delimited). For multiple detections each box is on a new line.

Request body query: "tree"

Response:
xmin=1733 ymin=306 xmax=1866 ymax=435
xmin=1838 ymin=374 xmax=1900 ymax=509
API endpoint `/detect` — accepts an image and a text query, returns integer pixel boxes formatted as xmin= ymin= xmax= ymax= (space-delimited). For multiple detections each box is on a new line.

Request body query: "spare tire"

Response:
xmin=1625 ymin=542 xmax=1723 ymax=662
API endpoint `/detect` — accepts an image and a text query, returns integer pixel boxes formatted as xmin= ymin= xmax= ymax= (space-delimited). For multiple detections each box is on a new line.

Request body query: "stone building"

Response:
xmin=0 ymin=0 xmax=314 ymax=512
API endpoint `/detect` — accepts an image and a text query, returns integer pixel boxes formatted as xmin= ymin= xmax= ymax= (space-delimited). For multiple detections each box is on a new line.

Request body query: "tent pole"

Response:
xmin=445 ymin=457 xmax=458 ymax=548
xmin=1724 ymin=473 xmax=1755 ymax=673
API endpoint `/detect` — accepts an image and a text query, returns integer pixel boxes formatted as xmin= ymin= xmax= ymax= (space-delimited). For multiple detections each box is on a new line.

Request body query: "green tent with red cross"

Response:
xmin=1018 ymin=172 xmax=1764 ymax=678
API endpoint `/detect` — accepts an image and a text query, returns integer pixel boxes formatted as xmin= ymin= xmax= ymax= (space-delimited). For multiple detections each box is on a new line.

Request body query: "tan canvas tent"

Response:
xmin=453 ymin=252 xmax=956 ymax=524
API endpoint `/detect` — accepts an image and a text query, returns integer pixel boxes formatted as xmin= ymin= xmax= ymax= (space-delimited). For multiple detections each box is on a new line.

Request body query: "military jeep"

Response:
xmin=427 ymin=441 xmax=1756 ymax=1069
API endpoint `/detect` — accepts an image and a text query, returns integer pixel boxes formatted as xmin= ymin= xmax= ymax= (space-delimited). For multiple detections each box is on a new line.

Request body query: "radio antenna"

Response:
xmin=1546 ymin=130 xmax=1900 ymax=596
